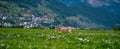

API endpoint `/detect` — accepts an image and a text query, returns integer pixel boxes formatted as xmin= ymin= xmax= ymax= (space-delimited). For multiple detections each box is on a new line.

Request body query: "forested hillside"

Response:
xmin=0 ymin=0 xmax=120 ymax=29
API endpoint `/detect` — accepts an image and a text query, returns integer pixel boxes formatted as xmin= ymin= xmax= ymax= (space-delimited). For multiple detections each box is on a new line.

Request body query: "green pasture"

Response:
xmin=0 ymin=28 xmax=120 ymax=49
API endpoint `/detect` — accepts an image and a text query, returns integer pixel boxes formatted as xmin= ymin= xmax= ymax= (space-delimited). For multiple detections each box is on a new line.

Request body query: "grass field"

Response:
xmin=0 ymin=28 xmax=120 ymax=49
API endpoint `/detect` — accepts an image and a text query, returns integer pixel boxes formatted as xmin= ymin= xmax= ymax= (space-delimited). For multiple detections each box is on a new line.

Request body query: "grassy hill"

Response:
xmin=0 ymin=28 xmax=120 ymax=49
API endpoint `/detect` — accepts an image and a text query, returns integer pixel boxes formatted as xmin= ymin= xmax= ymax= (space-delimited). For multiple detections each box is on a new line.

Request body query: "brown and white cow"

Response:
xmin=55 ymin=26 xmax=72 ymax=33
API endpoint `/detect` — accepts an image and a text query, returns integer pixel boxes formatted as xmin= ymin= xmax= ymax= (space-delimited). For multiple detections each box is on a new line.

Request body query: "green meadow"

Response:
xmin=0 ymin=28 xmax=120 ymax=49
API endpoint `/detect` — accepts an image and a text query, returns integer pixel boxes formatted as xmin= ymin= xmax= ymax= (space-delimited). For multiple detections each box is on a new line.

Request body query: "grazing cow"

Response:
xmin=55 ymin=26 xmax=72 ymax=33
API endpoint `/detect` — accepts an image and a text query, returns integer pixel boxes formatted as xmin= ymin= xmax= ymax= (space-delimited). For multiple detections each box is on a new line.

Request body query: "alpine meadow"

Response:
xmin=0 ymin=28 xmax=120 ymax=49
xmin=0 ymin=0 xmax=120 ymax=49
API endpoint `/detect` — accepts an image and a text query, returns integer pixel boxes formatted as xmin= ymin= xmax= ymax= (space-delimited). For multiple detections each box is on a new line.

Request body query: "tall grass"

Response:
xmin=0 ymin=28 xmax=120 ymax=49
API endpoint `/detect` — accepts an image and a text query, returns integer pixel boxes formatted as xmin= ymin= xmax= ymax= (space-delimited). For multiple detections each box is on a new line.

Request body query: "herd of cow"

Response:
xmin=55 ymin=26 xmax=72 ymax=33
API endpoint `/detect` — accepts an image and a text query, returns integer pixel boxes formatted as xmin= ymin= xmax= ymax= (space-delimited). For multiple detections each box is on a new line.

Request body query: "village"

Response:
xmin=0 ymin=14 xmax=55 ymax=28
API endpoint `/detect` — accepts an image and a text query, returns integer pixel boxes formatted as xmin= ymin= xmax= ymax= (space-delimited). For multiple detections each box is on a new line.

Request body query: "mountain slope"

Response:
xmin=58 ymin=0 xmax=120 ymax=28
xmin=59 ymin=0 xmax=120 ymax=16
xmin=71 ymin=2 xmax=120 ymax=27
xmin=0 ymin=0 xmax=120 ymax=29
